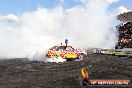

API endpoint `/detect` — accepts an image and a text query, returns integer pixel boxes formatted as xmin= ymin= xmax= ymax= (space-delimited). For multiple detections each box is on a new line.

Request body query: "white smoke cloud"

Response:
xmin=0 ymin=14 xmax=18 ymax=22
xmin=0 ymin=1 xmax=118 ymax=58
xmin=116 ymin=6 xmax=130 ymax=14
xmin=80 ymin=0 xmax=119 ymax=4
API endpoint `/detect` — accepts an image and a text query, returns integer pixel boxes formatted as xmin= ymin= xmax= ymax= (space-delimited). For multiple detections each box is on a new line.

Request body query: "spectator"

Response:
xmin=116 ymin=22 xmax=132 ymax=49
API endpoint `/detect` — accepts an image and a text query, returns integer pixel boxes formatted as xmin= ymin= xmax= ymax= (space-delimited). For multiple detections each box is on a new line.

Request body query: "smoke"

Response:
xmin=0 ymin=0 xmax=118 ymax=58
xmin=116 ymin=6 xmax=130 ymax=15
xmin=80 ymin=0 xmax=119 ymax=4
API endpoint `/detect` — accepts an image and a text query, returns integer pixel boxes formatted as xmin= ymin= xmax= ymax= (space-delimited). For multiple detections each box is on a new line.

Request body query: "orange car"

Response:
xmin=46 ymin=45 xmax=86 ymax=61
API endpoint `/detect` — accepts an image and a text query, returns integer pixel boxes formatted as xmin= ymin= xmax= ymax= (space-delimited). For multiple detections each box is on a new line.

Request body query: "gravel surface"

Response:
xmin=0 ymin=54 xmax=131 ymax=88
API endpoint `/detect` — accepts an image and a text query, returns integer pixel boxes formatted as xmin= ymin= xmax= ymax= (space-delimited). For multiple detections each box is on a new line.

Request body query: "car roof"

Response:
xmin=54 ymin=45 xmax=72 ymax=47
xmin=50 ymin=45 xmax=73 ymax=49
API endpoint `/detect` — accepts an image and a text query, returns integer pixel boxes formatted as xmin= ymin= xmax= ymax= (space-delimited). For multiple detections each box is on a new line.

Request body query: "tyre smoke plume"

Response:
xmin=0 ymin=0 xmax=118 ymax=58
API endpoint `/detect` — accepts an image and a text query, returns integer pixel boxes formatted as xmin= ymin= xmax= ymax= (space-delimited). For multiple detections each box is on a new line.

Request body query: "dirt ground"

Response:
xmin=0 ymin=54 xmax=131 ymax=88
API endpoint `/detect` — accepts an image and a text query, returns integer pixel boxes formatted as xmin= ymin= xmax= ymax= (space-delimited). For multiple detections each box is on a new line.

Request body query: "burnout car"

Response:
xmin=46 ymin=45 xmax=87 ymax=61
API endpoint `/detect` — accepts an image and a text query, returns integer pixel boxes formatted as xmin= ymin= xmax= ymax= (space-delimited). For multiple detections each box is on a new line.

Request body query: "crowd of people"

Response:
xmin=115 ymin=22 xmax=132 ymax=49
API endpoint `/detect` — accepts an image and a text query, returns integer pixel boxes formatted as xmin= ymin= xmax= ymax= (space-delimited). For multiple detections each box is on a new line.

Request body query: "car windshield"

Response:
xmin=57 ymin=46 xmax=66 ymax=51
xmin=66 ymin=46 xmax=74 ymax=51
